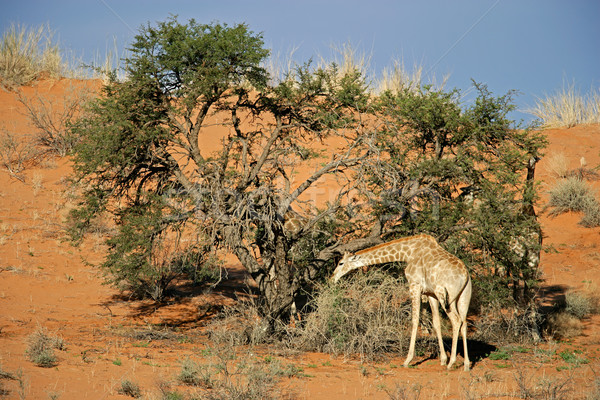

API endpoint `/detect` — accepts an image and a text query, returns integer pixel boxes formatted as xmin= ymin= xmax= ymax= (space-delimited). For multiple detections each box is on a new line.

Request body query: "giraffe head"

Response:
xmin=331 ymin=252 xmax=365 ymax=283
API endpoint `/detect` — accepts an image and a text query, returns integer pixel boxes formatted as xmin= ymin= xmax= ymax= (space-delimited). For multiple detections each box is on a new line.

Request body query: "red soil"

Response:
xmin=1 ymin=80 xmax=599 ymax=399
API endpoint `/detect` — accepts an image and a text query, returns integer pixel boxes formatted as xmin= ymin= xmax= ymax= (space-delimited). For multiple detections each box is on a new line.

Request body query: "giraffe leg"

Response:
xmin=428 ymin=297 xmax=447 ymax=366
xmin=461 ymin=317 xmax=470 ymax=371
xmin=404 ymin=285 xmax=422 ymax=368
xmin=458 ymin=279 xmax=472 ymax=371
xmin=446 ymin=302 xmax=461 ymax=370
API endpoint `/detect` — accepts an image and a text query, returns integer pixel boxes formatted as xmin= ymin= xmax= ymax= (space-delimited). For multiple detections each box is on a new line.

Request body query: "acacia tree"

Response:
xmin=69 ymin=17 xmax=375 ymax=318
xmin=69 ymin=17 xmax=546 ymax=325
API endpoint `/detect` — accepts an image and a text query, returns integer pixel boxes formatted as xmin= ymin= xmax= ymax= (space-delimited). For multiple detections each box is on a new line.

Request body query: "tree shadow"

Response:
xmin=537 ymin=283 xmax=568 ymax=313
xmin=99 ymin=264 xmax=255 ymax=328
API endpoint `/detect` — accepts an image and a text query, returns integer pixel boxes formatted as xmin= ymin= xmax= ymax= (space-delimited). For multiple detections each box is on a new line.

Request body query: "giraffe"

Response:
xmin=331 ymin=234 xmax=471 ymax=371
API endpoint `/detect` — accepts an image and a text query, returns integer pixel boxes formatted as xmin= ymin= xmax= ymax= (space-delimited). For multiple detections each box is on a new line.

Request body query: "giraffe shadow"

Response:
xmin=415 ymin=339 xmax=496 ymax=369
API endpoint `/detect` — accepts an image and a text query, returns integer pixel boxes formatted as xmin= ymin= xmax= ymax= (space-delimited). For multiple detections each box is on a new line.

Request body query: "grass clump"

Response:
xmin=548 ymin=177 xmax=596 ymax=214
xmin=117 ymin=379 xmax=142 ymax=398
xmin=0 ymin=23 xmax=63 ymax=88
xmin=564 ymin=290 xmax=597 ymax=319
xmin=25 ymin=326 xmax=65 ymax=367
xmin=529 ymin=83 xmax=600 ymax=128
xmin=548 ymin=177 xmax=600 ymax=227
xmin=177 ymin=357 xmax=212 ymax=387
xmin=175 ymin=346 xmax=297 ymax=400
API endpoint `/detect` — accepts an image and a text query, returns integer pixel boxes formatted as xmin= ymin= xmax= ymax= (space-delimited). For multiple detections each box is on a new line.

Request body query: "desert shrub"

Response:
xmin=117 ymin=379 xmax=141 ymax=398
xmin=18 ymin=83 xmax=95 ymax=156
xmin=0 ymin=129 xmax=39 ymax=179
xmin=545 ymin=312 xmax=584 ymax=340
xmin=580 ymin=200 xmax=600 ymax=227
xmin=289 ymin=269 xmax=431 ymax=360
xmin=548 ymin=176 xmax=600 ymax=227
xmin=0 ymin=23 xmax=63 ymax=87
xmin=564 ymin=291 xmax=596 ymax=319
xmin=513 ymin=367 xmax=573 ymax=400
xmin=548 ymin=177 xmax=599 ymax=214
xmin=26 ymin=326 xmax=65 ymax=367
xmin=206 ymin=300 xmax=271 ymax=346
xmin=473 ymin=301 xmax=542 ymax=345
xmin=177 ymin=357 xmax=212 ymax=387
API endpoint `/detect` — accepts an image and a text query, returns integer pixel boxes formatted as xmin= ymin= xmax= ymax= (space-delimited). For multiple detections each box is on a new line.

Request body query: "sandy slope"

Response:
xmin=0 ymin=80 xmax=599 ymax=399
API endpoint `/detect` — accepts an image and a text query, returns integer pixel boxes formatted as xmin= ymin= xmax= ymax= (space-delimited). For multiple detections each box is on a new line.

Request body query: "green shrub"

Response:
xmin=565 ymin=290 xmax=598 ymax=319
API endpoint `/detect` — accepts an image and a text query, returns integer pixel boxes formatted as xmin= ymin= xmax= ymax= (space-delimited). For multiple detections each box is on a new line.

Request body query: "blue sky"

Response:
xmin=1 ymin=0 xmax=598 ymax=122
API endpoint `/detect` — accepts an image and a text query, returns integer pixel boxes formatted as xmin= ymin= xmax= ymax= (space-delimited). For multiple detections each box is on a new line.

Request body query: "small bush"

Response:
xmin=545 ymin=312 xmax=583 ymax=340
xmin=177 ymin=357 xmax=212 ymax=387
xmin=18 ymin=83 xmax=95 ymax=156
xmin=0 ymin=129 xmax=39 ymax=179
xmin=117 ymin=379 xmax=141 ymax=398
xmin=565 ymin=291 xmax=595 ymax=319
xmin=206 ymin=301 xmax=270 ymax=347
xmin=474 ymin=301 xmax=542 ymax=345
xmin=289 ymin=269 xmax=426 ymax=360
xmin=548 ymin=177 xmax=597 ymax=214
xmin=26 ymin=326 xmax=64 ymax=367
xmin=580 ymin=200 xmax=600 ymax=227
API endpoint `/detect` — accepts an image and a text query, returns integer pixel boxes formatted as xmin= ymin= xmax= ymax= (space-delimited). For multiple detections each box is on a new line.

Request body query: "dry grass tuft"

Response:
xmin=545 ymin=152 xmax=570 ymax=179
xmin=206 ymin=300 xmax=271 ymax=347
xmin=529 ymin=83 xmax=600 ymax=128
xmin=0 ymin=23 xmax=63 ymax=88
xmin=548 ymin=177 xmax=600 ymax=227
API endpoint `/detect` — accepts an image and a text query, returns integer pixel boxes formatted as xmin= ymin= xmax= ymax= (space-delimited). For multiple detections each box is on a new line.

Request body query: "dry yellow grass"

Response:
xmin=529 ymin=83 xmax=600 ymax=128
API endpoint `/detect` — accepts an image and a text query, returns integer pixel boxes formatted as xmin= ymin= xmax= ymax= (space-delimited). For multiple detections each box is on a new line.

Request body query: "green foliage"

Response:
xmin=366 ymin=82 xmax=546 ymax=305
xmin=68 ymin=16 xmax=369 ymax=316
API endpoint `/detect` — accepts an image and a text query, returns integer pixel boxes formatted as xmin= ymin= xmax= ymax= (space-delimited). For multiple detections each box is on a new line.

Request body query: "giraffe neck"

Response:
xmin=355 ymin=234 xmax=432 ymax=266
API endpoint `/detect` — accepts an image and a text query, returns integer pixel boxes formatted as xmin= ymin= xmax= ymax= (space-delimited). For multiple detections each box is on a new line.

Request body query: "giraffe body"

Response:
xmin=332 ymin=234 xmax=471 ymax=371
